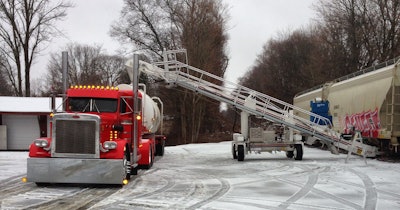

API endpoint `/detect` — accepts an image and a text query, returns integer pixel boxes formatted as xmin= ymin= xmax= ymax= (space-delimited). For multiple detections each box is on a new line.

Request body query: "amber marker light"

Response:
xmin=22 ymin=177 xmax=27 ymax=183
xmin=123 ymin=179 xmax=129 ymax=185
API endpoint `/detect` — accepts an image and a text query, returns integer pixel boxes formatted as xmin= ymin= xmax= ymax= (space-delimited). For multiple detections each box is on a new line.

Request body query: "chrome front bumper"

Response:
xmin=27 ymin=157 xmax=125 ymax=185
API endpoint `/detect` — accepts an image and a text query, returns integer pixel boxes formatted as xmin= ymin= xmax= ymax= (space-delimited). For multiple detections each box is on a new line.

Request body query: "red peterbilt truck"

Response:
xmin=26 ymin=83 xmax=165 ymax=185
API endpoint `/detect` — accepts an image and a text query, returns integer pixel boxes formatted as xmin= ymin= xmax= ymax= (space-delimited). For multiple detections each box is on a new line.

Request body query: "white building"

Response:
xmin=0 ymin=97 xmax=62 ymax=150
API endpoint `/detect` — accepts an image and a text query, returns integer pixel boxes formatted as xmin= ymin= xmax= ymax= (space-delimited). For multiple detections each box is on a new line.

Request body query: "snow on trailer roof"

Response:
xmin=0 ymin=96 xmax=63 ymax=113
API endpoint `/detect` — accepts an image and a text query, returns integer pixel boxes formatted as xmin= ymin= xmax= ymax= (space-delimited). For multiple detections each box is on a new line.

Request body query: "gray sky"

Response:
xmin=31 ymin=0 xmax=317 ymax=85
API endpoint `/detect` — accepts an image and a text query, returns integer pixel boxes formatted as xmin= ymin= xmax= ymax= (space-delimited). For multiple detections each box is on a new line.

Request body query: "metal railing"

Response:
xmin=138 ymin=50 xmax=350 ymax=146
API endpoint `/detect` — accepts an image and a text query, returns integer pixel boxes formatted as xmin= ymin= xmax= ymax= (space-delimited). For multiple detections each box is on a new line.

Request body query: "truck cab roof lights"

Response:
xmin=69 ymin=85 xmax=119 ymax=91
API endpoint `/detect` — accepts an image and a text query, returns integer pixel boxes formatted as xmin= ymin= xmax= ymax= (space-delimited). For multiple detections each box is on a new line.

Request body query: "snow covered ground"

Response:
xmin=1 ymin=142 xmax=400 ymax=209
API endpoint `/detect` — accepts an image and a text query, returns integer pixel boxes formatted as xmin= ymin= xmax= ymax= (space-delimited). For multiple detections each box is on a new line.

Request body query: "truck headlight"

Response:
xmin=34 ymin=139 xmax=49 ymax=148
xmin=103 ymin=141 xmax=117 ymax=150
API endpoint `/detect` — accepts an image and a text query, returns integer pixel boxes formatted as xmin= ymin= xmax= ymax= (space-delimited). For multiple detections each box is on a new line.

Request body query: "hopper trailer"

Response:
xmin=294 ymin=57 xmax=400 ymax=155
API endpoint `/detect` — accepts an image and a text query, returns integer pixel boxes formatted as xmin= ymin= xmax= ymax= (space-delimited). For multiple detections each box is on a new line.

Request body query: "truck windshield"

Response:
xmin=68 ymin=98 xmax=118 ymax=113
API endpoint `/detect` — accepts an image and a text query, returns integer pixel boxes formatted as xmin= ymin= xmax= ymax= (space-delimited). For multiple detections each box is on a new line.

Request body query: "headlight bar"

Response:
xmin=34 ymin=139 xmax=50 ymax=151
xmin=100 ymin=141 xmax=117 ymax=152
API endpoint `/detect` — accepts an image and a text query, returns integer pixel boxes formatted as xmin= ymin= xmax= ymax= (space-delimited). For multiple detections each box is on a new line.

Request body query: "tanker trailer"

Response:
xmin=117 ymin=84 xmax=165 ymax=163
xmin=293 ymin=57 xmax=400 ymax=154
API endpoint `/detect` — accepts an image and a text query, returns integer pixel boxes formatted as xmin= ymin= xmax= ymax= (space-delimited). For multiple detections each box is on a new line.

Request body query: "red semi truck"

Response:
xmin=26 ymin=83 xmax=165 ymax=185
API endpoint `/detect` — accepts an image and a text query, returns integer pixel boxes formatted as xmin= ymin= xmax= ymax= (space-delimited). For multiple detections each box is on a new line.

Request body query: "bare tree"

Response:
xmin=0 ymin=54 xmax=12 ymax=95
xmin=239 ymin=29 xmax=324 ymax=103
xmin=111 ymin=0 xmax=229 ymax=144
xmin=45 ymin=43 xmax=106 ymax=95
xmin=171 ymin=0 xmax=229 ymax=143
xmin=315 ymin=0 xmax=400 ymax=72
xmin=0 ymin=0 xmax=72 ymax=96
xmin=94 ymin=55 xmax=126 ymax=86
xmin=110 ymin=0 xmax=176 ymax=59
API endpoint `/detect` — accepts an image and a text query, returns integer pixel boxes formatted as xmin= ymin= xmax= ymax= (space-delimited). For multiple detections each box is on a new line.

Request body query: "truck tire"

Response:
xmin=124 ymin=148 xmax=131 ymax=180
xmin=237 ymin=145 xmax=245 ymax=161
xmin=294 ymin=144 xmax=303 ymax=160
xmin=131 ymin=167 xmax=138 ymax=175
xmin=232 ymin=144 xmax=238 ymax=159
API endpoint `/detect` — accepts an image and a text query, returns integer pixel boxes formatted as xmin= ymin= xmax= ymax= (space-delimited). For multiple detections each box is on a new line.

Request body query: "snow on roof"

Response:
xmin=0 ymin=96 xmax=63 ymax=113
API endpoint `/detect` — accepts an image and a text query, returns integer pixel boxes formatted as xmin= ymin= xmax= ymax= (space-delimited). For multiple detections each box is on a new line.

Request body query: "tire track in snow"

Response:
xmin=277 ymin=167 xmax=364 ymax=210
xmin=0 ymin=174 xmax=36 ymax=201
xmin=330 ymin=178 xmax=400 ymax=199
xmin=187 ymin=178 xmax=231 ymax=210
xmin=347 ymin=168 xmax=377 ymax=210
xmin=132 ymin=174 xmax=176 ymax=199
xmin=30 ymin=186 xmax=119 ymax=210
xmin=277 ymin=165 xmax=320 ymax=209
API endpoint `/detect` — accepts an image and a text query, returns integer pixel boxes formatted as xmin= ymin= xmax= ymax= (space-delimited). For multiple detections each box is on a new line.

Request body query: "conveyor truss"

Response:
xmin=130 ymin=49 xmax=378 ymax=160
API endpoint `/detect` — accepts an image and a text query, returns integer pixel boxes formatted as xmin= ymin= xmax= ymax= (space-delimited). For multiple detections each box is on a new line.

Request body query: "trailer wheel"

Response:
xmin=156 ymin=141 xmax=165 ymax=156
xmin=286 ymin=151 xmax=294 ymax=158
xmin=232 ymin=144 xmax=238 ymax=159
xmin=237 ymin=145 xmax=245 ymax=161
xmin=294 ymin=144 xmax=303 ymax=160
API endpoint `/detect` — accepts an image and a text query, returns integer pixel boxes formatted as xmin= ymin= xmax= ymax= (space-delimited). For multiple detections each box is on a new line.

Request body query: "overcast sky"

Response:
xmin=31 ymin=0 xmax=317 ymax=84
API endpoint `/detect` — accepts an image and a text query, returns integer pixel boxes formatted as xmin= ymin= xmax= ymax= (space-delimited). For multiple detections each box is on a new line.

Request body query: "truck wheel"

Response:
xmin=131 ymin=167 xmax=138 ymax=175
xmin=286 ymin=151 xmax=294 ymax=158
xmin=232 ymin=144 xmax=238 ymax=159
xmin=124 ymin=149 xmax=131 ymax=180
xmin=294 ymin=144 xmax=303 ymax=160
xmin=237 ymin=145 xmax=245 ymax=161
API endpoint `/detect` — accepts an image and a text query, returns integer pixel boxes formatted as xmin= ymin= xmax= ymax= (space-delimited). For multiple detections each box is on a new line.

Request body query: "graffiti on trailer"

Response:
xmin=344 ymin=108 xmax=380 ymax=138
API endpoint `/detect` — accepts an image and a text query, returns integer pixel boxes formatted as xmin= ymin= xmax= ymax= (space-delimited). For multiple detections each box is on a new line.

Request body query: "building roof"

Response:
xmin=0 ymin=96 xmax=63 ymax=113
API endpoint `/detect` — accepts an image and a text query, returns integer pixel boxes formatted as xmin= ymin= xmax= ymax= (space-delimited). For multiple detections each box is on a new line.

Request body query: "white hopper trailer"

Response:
xmin=293 ymin=57 xmax=400 ymax=155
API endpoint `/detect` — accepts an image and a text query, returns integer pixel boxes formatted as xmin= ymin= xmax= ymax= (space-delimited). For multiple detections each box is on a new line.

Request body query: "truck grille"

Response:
xmin=52 ymin=114 xmax=100 ymax=158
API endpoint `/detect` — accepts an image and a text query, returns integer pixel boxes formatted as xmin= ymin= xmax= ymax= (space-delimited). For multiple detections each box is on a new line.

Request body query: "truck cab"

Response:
xmin=27 ymin=85 xmax=161 ymax=185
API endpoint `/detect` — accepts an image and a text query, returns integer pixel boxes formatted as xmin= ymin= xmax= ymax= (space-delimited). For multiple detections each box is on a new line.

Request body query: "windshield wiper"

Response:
xmin=92 ymin=100 xmax=100 ymax=113
xmin=82 ymin=101 xmax=90 ymax=112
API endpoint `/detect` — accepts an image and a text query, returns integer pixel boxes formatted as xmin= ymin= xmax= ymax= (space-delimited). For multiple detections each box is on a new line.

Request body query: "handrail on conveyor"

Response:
xmin=138 ymin=49 xmax=346 ymax=146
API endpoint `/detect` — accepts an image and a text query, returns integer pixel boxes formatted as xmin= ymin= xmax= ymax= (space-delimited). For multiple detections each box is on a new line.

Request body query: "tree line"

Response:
xmin=240 ymin=0 xmax=400 ymax=103
xmin=1 ymin=0 xmax=400 ymax=145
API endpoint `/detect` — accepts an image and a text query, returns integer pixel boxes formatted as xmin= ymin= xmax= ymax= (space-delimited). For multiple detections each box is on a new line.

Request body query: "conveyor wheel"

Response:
xmin=238 ymin=145 xmax=245 ymax=161
xmin=232 ymin=144 xmax=238 ymax=159
xmin=294 ymin=144 xmax=303 ymax=160
xmin=286 ymin=151 xmax=294 ymax=158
